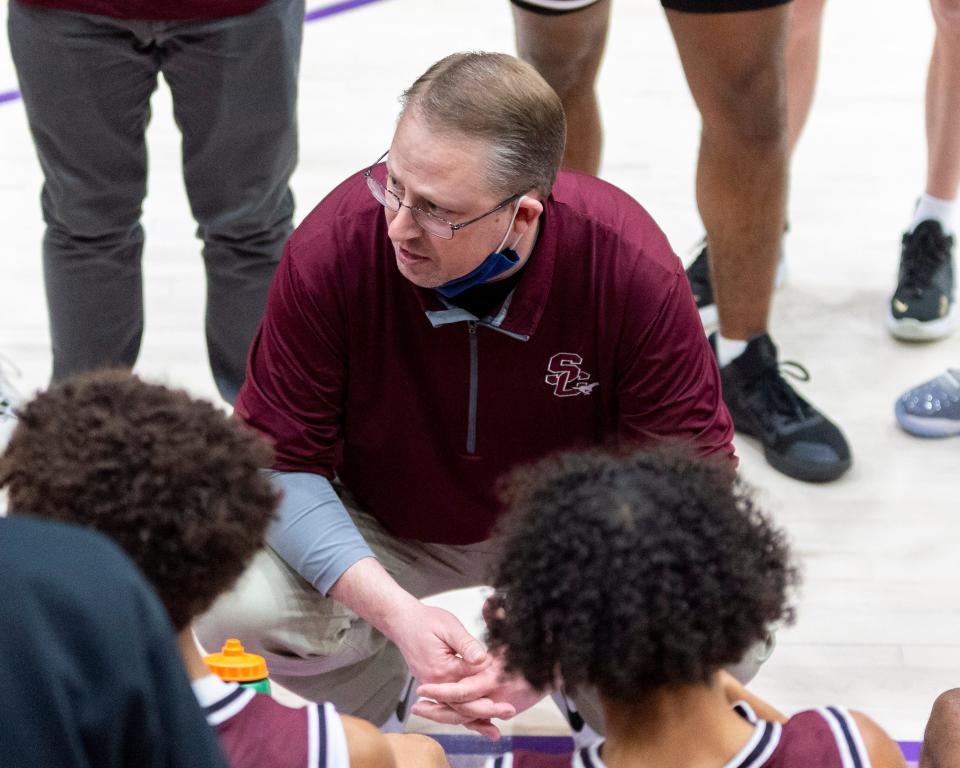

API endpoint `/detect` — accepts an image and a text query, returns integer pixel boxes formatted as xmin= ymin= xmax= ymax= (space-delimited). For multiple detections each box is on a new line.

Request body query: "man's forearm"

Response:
xmin=328 ymin=557 xmax=420 ymax=642
xmin=268 ymin=471 xmax=419 ymax=639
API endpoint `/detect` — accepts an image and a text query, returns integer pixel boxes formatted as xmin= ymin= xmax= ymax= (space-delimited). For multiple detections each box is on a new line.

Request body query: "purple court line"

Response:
xmin=433 ymin=735 xmax=575 ymax=756
xmin=431 ymin=734 xmax=923 ymax=760
xmin=304 ymin=0 xmax=388 ymax=22
xmin=0 ymin=0 xmax=391 ymax=107
xmin=900 ymin=741 xmax=922 ymax=761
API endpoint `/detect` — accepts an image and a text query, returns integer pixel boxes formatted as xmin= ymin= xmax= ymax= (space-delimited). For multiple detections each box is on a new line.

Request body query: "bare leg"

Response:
xmin=512 ymin=0 xmax=611 ymax=174
xmin=666 ymin=6 xmax=789 ymax=340
xmin=926 ymin=0 xmax=960 ymax=199
xmin=886 ymin=0 xmax=960 ymax=342
xmin=920 ymin=689 xmax=960 ymax=768
xmin=785 ymin=0 xmax=827 ymax=153
xmin=383 ymin=734 xmax=450 ymax=767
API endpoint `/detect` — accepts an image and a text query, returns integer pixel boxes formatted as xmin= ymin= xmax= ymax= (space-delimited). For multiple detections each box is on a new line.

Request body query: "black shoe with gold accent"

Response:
xmin=888 ymin=219 xmax=957 ymax=341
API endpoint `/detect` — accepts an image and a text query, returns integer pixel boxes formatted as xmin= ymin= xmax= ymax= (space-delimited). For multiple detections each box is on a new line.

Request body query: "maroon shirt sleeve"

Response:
xmin=235 ymin=235 xmax=346 ymax=475
xmin=617 ymin=259 xmax=735 ymax=459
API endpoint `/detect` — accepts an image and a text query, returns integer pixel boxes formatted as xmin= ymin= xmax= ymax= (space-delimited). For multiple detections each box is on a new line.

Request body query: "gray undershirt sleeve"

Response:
xmin=266 ymin=471 xmax=375 ymax=595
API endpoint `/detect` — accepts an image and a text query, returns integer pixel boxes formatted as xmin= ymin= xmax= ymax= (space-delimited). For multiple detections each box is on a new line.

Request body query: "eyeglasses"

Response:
xmin=364 ymin=150 xmax=520 ymax=240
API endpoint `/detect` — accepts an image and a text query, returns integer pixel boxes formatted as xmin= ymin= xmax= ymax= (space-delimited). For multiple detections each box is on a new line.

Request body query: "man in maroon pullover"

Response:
xmin=197 ymin=51 xmax=735 ymax=738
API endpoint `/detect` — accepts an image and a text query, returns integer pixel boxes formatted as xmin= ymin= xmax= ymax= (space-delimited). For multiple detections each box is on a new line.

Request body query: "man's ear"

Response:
xmin=514 ymin=195 xmax=544 ymax=234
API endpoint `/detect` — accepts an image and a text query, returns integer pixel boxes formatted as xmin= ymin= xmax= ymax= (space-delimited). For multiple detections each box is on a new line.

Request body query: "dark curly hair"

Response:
xmin=0 ymin=369 xmax=279 ymax=631
xmin=485 ymin=447 xmax=798 ymax=702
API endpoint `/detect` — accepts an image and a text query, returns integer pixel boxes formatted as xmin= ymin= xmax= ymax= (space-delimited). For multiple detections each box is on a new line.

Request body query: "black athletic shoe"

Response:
xmin=888 ymin=219 xmax=958 ymax=341
xmin=715 ymin=333 xmax=851 ymax=483
xmin=685 ymin=240 xmax=787 ymax=332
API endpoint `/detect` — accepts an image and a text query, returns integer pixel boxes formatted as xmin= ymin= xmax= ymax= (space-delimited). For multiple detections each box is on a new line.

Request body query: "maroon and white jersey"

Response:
xmin=192 ymin=675 xmax=350 ymax=768
xmin=491 ymin=702 xmax=872 ymax=768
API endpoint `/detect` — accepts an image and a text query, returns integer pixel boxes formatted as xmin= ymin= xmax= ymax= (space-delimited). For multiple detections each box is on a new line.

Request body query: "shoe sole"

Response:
xmin=895 ymin=401 xmax=960 ymax=438
xmin=735 ymin=427 xmax=851 ymax=483
xmin=887 ymin=304 xmax=959 ymax=341
xmin=764 ymin=446 xmax=852 ymax=483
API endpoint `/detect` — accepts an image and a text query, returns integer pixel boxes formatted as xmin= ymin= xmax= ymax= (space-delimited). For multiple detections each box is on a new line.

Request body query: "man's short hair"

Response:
xmin=400 ymin=51 xmax=566 ymax=198
xmin=486 ymin=447 xmax=798 ymax=701
xmin=0 ymin=369 xmax=279 ymax=631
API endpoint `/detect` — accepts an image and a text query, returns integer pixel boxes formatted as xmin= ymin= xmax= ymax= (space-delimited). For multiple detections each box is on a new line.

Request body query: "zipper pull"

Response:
xmin=468 ymin=321 xmax=478 ymax=335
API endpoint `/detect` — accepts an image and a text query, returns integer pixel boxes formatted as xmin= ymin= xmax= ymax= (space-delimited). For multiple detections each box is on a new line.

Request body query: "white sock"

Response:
xmin=716 ymin=334 xmax=748 ymax=368
xmin=910 ymin=193 xmax=955 ymax=234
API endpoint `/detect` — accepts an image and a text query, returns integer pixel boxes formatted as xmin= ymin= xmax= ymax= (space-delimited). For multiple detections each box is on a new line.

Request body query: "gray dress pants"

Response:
xmin=8 ymin=0 xmax=304 ymax=403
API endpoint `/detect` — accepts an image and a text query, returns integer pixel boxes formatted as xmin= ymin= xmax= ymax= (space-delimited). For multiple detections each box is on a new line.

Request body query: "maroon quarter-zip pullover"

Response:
xmin=237 ymin=168 xmax=734 ymax=544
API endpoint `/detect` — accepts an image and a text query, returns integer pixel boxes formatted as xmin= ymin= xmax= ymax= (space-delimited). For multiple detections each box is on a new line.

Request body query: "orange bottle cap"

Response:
xmin=204 ymin=638 xmax=269 ymax=683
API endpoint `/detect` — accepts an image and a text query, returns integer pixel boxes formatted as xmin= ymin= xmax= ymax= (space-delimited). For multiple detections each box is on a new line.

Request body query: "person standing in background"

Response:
xmin=509 ymin=0 xmax=852 ymax=484
xmin=7 ymin=0 xmax=304 ymax=403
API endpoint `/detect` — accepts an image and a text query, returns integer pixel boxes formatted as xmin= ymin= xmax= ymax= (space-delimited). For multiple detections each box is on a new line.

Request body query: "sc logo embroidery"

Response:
xmin=545 ymin=353 xmax=600 ymax=398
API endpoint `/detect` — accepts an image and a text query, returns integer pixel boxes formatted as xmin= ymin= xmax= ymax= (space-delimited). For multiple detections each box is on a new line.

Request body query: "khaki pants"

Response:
xmin=195 ymin=499 xmax=769 ymax=731
xmin=195 ymin=503 xmax=505 ymax=726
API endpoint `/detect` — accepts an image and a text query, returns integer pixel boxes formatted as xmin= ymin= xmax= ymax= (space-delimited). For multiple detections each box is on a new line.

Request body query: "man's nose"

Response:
xmin=388 ymin=204 xmax=422 ymax=241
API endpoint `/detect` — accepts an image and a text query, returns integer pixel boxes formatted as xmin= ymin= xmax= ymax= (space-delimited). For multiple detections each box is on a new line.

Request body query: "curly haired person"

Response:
xmin=480 ymin=448 xmax=905 ymax=768
xmin=0 ymin=369 xmax=448 ymax=768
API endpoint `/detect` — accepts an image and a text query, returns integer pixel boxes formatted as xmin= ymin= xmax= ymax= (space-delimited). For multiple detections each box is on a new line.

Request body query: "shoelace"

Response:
xmin=901 ymin=227 xmax=951 ymax=294
xmin=756 ymin=359 xmax=816 ymax=424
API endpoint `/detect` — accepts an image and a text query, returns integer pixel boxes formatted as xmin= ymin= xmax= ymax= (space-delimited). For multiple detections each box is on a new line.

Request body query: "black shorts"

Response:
xmin=511 ymin=0 xmax=791 ymax=15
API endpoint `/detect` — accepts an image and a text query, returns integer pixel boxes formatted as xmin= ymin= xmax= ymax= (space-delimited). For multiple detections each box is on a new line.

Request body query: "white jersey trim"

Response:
xmin=483 ymin=754 xmax=515 ymax=768
xmin=192 ymin=674 xmax=238 ymax=708
xmin=574 ymin=719 xmax=781 ymax=768
xmin=192 ymin=674 xmax=257 ymax=727
xmin=731 ymin=700 xmax=760 ymax=724
xmin=323 ymin=702 xmax=349 ymax=768
xmin=572 ymin=740 xmax=603 ymax=768
xmin=718 ymin=720 xmax=781 ymax=768
xmin=817 ymin=707 xmax=873 ymax=768
xmin=739 ymin=722 xmax=781 ymax=768
xmin=307 ymin=702 xmax=320 ymax=768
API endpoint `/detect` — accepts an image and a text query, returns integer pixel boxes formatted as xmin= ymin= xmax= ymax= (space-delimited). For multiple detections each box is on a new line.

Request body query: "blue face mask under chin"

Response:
xmin=435 ymin=196 xmax=527 ymax=299
xmin=434 ymin=248 xmax=520 ymax=298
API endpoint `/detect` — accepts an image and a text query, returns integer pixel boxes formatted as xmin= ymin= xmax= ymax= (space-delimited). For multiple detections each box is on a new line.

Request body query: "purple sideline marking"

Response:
xmin=0 ymin=0 xmax=391 ymax=107
xmin=433 ymin=735 xmax=575 ymax=756
xmin=900 ymin=741 xmax=921 ymax=761
xmin=304 ymin=0 xmax=387 ymax=21
xmin=432 ymin=735 xmax=923 ymax=761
